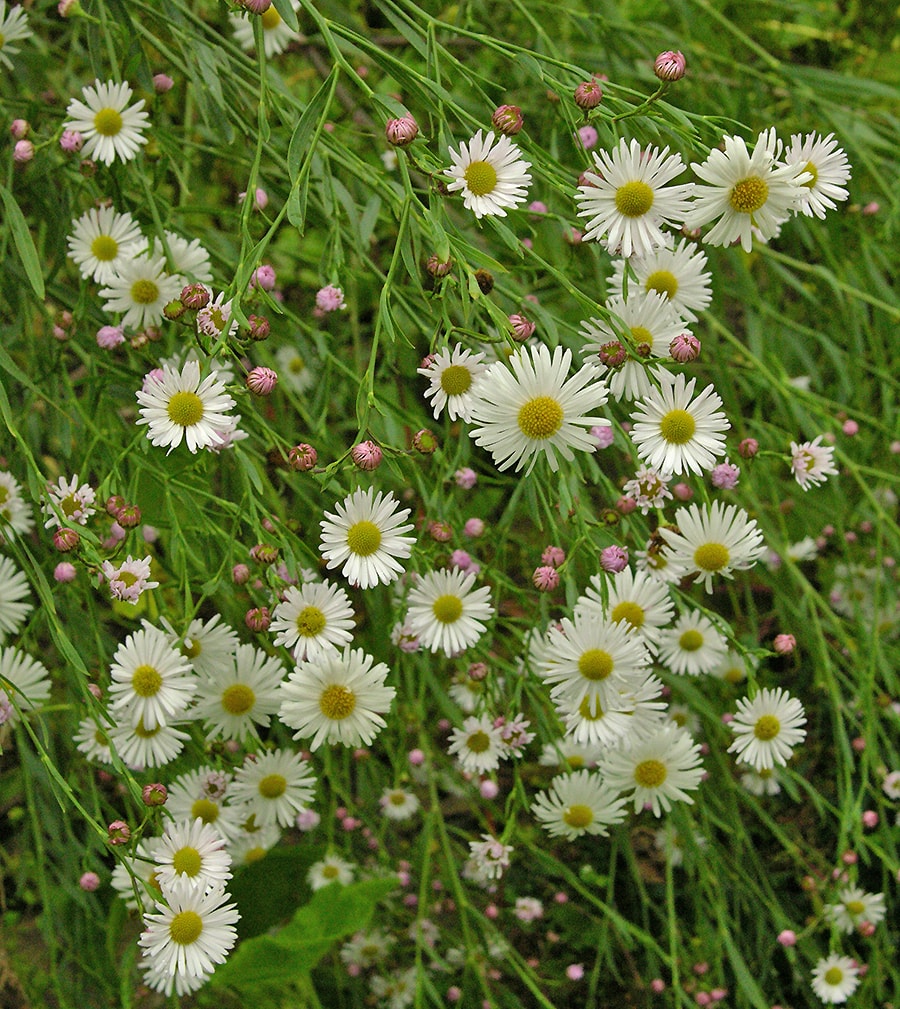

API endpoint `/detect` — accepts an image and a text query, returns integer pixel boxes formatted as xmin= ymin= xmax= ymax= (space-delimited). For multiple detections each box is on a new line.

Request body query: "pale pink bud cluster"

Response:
xmin=600 ymin=545 xmax=628 ymax=572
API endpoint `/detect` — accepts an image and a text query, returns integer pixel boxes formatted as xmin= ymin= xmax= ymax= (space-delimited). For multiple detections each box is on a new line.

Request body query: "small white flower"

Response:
xmin=153 ymin=818 xmax=233 ymax=893
xmin=0 ymin=471 xmax=34 ymax=539
xmin=531 ymin=769 xmax=628 ymax=839
xmin=657 ymin=610 xmax=729 ymax=676
xmin=739 ymin=764 xmax=782 ymax=796
xmin=42 ymin=474 xmax=96 ymax=529
xmin=465 ymin=833 xmax=513 ymax=882
xmin=556 ymin=672 xmax=666 ymax=751
xmin=67 ymin=206 xmax=144 ymax=284
xmin=192 ymin=642 xmax=285 ymax=742
xmin=147 ymin=231 xmax=213 ymax=283
xmin=74 ymin=716 xmax=113 ymax=764
xmin=164 ymin=613 xmax=239 ymax=679
xmin=577 ymin=567 xmax=675 ymax=655
xmin=0 ymin=555 xmax=32 ymax=643
xmin=99 ymin=254 xmax=184 ymax=331
xmin=444 ymin=130 xmax=532 ymax=219
xmin=418 ymin=344 xmax=488 ymax=422
xmin=102 ymin=555 xmax=159 ymax=603
xmin=810 ymin=954 xmax=860 ymax=1004
xmin=447 ymin=714 xmax=506 ymax=773
xmin=109 ymin=715 xmax=190 ymax=769
xmin=308 ymin=854 xmax=355 ymax=891
xmin=728 ymin=687 xmax=807 ymax=771
xmin=276 ymin=344 xmax=316 ymax=393
xmin=783 ymin=132 xmax=851 ymax=220
xmin=196 ymin=291 xmax=238 ymax=340
xmin=0 ymin=646 xmax=51 ymax=727
xmin=405 ymin=568 xmax=494 ymax=656
xmin=0 ymin=1 xmax=33 ymax=71
xmin=230 ymin=748 xmax=316 ymax=829
xmin=108 ymin=626 xmax=196 ymax=730
xmin=270 ymin=580 xmax=355 ymax=663
xmin=166 ymin=766 xmax=242 ymax=842
xmin=790 ymin=435 xmax=838 ymax=490
xmin=607 ymin=238 xmax=712 ymax=323
xmin=230 ymin=0 xmax=301 ymax=58
xmin=379 ymin=787 xmax=421 ymax=821
xmin=63 ymin=79 xmax=150 ymax=166
xmin=824 ymin=886 xmax=886 ymax=935
xmin=110 ymin=840 xmax=162 ymax=911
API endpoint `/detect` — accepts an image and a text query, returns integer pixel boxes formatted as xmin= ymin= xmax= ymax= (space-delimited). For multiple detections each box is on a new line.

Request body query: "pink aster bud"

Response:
xmin=429 ymin=520 xmax=452 ymax=542
xmin=89 ymin=684 xmax=103 ymax=702
xmin=651 ymin=979 xmax=666 ymax=994
xmin=181 ymin=283 xmax=210 ymax=309
xmin=79 ymin=871 xmax=100 ymax=891
xmin=288 ymin=443 xmax=318 ymax=471
xmin=592 ymin=425 xmax=615 ymax=449
xmin=669 ymin=332 xmax=701 ymax=362
xmin=246 ymin=366 xmax=278 ymax=395
xmin=232 ymin=563 xmax=250 ymax=584
xmin=464 ymin=517 xmax=484 ymax=538
xmin=447 ymin=987 xmax=462 ymax=1002
xmin=842 ymin=419 xmax=858 ymax=436
xmin=509 ymin=313 xmax=536 ymax=342
xmin=250 ymin=264 xmax=277 ymax=290
xmin=841 ymin=850 xmax=857 ymax=865
xmin=861 ymin=810 xmax=878 ymax=828
xmin=53 ymin=527 xmax=80 ymax=552
xmin=245 ymin=606 xmax=271 ymax=632
xmin=295 ymin=808 xmax=320 ymax=831
xmin=574 ymin=80 xmax=603 ymax=110
xmin=542 ymin=545 xmax=565 ymax=567
xmin=738 ymin=437 xmax=759 ymax=459
xmin=60 ymin=129 xmax=83 ymax=152
xmin=10 ymin=119 xmax=29 ymax=140
xmin=598 ymin=341 xmax=627 ymax=368
xmin=777 ymin=929 xmax=796 ymax=947
xmin=528 ymin=564 xmax=559 ymax=592
xmin=96 ymin=324 xmax=125 ymax=349
xmin=350 ymin=440 xmax=383 ymax=471
xmin=114 ymin=503 xmax=141 ymax=529
xmin=153 ymin=72 xmax=174 ymax=93
xmin=861 ymin=201 xmax=879 ymax=216
xmin=385 ymin=115 xmax=419 ymax=147
xmin=566 ymin=964 xmax=585 ymax=981
xmin=58 ymin=0 xmax=79 ymax=14
xmin=408 ymin=748 xmax=425 ymax=766
xmin=240 ymin=0 xmax=272 ymax=14
xmin=426 ymin=254 xmax=453 ymax=277
xmin=315 ymin=285 xmax=345 ymax=313
xmin=710 ymin=990 xmax=728 ymax=1002
xmin=710 ymin=460 xmax=740 ymax=490
xmin=102 ymin=494 xmax=124 ymax=517
xmin=479 ymin=779 xmax=499 ymax=799
xmin=491 ymin=104 xmax=523 ymax=136
xmin=615 ymin=496 xmax=637 ymax=514
xmin=107 ymin=820 xmax=131 ymax=845
xmin=600 ymin=545 xmax=628 ymax=573
xmin=451 ymin=549 xmax=472 ymax=570
xmin=773 ymin=634 xmax=796 ymax=655
xmin=250 ymin=543 xmax=279 ymax=565
xmin=54 ymin=561 xmax=77 ymax=582
xmin=654 ymin=50 xmax=686 ymax=82
xmin=577 ymin=125 xmax=598 ymax=149
xmin=455 ymin=467 xmax=477 ymax=489
xmin=467 ymin=662 xmax=488 ymax=682
xmin=857 ymin=920 xmax=876 ymax=937
xmin=248 ymin=313 xmax=270 ymax=340
xmin=413 ymin=429 xmax=438 ymax=454
xmin=695 ymin=993 xmax=712 ymax=1007
xmin=14 ymin=140 xmax=34 ymax=163
xmin=673 ymin=482 xmax=694 ymax=501
xmin=142 ymin=783 xmax=168 ymax=807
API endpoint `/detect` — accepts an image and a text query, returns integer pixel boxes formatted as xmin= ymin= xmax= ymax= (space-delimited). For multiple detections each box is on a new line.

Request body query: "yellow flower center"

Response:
xmin=615 ymin=180 xmax=655 ymax=217
xmin=346 ymin=520 xmax=382 ymax=557
xmin=463 ymin=160 xmax=498 ymax=197
xmin=296 ymin=605 xmax=327 ymax=637
xmin=630 ymin=325 xmax=653 ymax=345
xmin=245 ymin=846 xmax=267 ymax=863
xmin=131 ymin=664 xmax=162 ymax=698
xmin=845 ymin=900 xmax=865 ymax=916
xmin=518 ymin=396 xmax=563 ymax=440
xmin=566 ymin=755 xmax=585 ymax=768
xmin=802 ymin=160 xmax=818 ymax=188
xmin=753 ymin=715 xmax=780 ymax=741
xmin=222 ymin=683 xmax=255 ymax=714
xmin=94 ymin=107 xmax=123 ymax=137
xmin=191 ymin=798 xmax=219 ymax=823
xmin=117 ymin=570 xmax=139 ymax=588
xmin=261 ymin=6 xmax=282 ymax=29
xmin=466 ymin=730 xmax=491 ymax=753
xmin=259 ymin=773 xmax=287 ymax=799
xmin=60 ymin=493 xmax=80 ymax=517
xmin=181 ymin=639 xmax=202 ymax=659
xmin=289 ymin=355 xmax=305 ymax=374
xmin=634 ymin=758 xmax=667 ymax=788
xmin=322 ymin=864 xmax=339 ymax=879
xmin=320 ymin=684 xmax=356 ymax=720
xmin=172 ymin=846 xmax=202 ymax=877
xmin=388 ymin=790 xmax=408 ymax=806
xmin=133 ymin=719 xmax=161 ymax=738
xmin=577 ymin=649 xmax=614 ymax=681
xmin=611 ymin=600 xmax=645 ymax=629
xmin=563 ymin=804 xmax=594 ymax=829
xmin=659 ymin=408 xmax=696 ymax=444
xmin=578 ymin=695 xmax=605 ymax=720
xmin=130 ymin=279 xmax=159 ymax=305
xmin=91 ymin=235 xmax=119 ymax=262
xmin=823 ymin=967 xmax=843 ymax=986
xmin=645 ymin=269 xmax=678 ymax=299
xmin=724 ymin=666 xmax=744 ymax=684
xmin=694 ymin=543 xmax=730 ymax=572
xmin=440 ymin=364 xmax=472 ymax=396
xmin=432 ymin=594 xmax=463 ymax=624
xmin=169 ymin=909 xmax=203 ymax=945
xmin=679 ymin=629 xmax=704 ymax=652
xmin=167 ymin=391 xmax=204 ymax=427
xmin=729 ymin=176 xmax=769 ymax=214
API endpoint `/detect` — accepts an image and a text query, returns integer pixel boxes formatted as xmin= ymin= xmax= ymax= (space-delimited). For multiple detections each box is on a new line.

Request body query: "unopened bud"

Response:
xmin=491 ymin=105 xmax=523 ymax=136
xmin=246 ymin=366 xmax=278 ymax=395
xmin=426 ymin=254 xmax=453 ymax=278
xmin=385 ymin=115 xmax=419 ymax=147
xmin=107 ymin=820 xmax=131 ymax=845
xmin=53 ymin=528 xmax=80 ymax=552
xmin=116 ymin=504 xmax=142 ymax=528
xmin=669 ymin=332 xmax=701 ymax=362
xmin=350 ymin=440 xmax=383 ymax=471
xmin=288 ymin=443 xmax=317 ymax=471
xmin=598 ymin=341 xmax=627 ymax=368
xmin=181 ymin=283 xmax=210 ymax=310
xmin=738 ymin=438 xmax=759 ymax=459
xmin=413 ymin=429 xmax=438 ymax=454
xmin=654 ymin=51 xmax=686 ymax=82
xmin=142 ymin=783 xmax=168 ymax=807
xmin=245 ymin=606 xmax=271 ymax=632
xmin=509 ymin=313 xmax=536 ymax=342
xmin=248 ymin=314 xmax=270 ymax=341
xmin=574 ymin=80 xmax=603 ymax=110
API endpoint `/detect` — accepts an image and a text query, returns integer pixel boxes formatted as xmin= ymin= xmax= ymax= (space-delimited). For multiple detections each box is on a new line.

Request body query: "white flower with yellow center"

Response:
xmin=447 ymin=713 xmax=506 ymax=773
xmin=575 ymin=138 xmax=694 ymax=257
xmin=629 ymin=367 xmax=730 ymax=476
xmin=790 ymin=435 xmax=838 ymax=490
xmin=108 ymin=626 xmax=196 ymax=730
xmin=63 ymin=79 xmax=150 ymax=166
xmin=166 ymin=767 xmax=241 ymax=842
xmin=657 ymin=610 xmax=728 ymax=676
xmin=468 ymin=344 xmax=611 ymax=473
xmin=230 ymin=748 xmax=316 ymax=828
xmin=67 ymin=206 xmax=144 ymax=284
xmin=577 ymin=566 xmax=675 ymax=654
xmin=418 ymin=344 xmax=488 ymax=422
xmin=444 ymin=129 xmax=532 ymax=219
xmin=275 ymin=344 xmax=316 ymax=393
xmin=538 ymin=738 xmax=606 ymax=770
xmin=270 ymin=580 xmax=355 ymax=663
xmin=110 ymin=715 xmax=190 ymax=769
xmin=192 ymin=643 xmax=285 ymax=742
xmin=556 ymin=671 xmax=666 ymax=750
xmin=0 ymin=646 xmax=51 ymax=728
xmin=278 ymin=647 xmax=396 ymax=750
xmin=684 ymin=129 xmax=810 ymax=252
xmin=0 ymin=471 xmax=34 ymax=539
xmin=136 ymin=360 xmax=237 ymax=454
xmin=0 ymin=556 xmax=32 ymax=644
xmin=153 ymin=818 xmax=233 ymax=893
xmin=531 ymin=769 xmax=628 ymax=839
xmin=147 ymin=231 xmax=213 ymax=284
xmin=783 ymin=132 xmax=851 ymax=220
xmin=659 ymin=501 xmax=766 ymax=593
xmin=727 ymin=687 xmax=807 ymax=771
xmin=319 ymin=487 xmax=415 ymax=591
xmin=163 ymin=613 xmax=239 ymax=679
xmin=41 ymin=473 xmax=96 ymax=529
xmin=101 ymin=555 xmax=159 ymax=604
xmin=608 ymin=238 xmax=712 ymax=323
xmin=379 ymin=787 xmax=421 ymax=821
xmin=99 ymin=254 xmax=184 ymax=331
xmin=230 ymin=0 xmax=301 ymax=58
xmin=308 ymin=854 xmax=356 ymax=891
xmin=810 ymin=954 xmax=860 ymax=1004
xmin=0 ymin=1 xmax=33 ymax=71
xmin=405 ymin=568 xmax=494 ymax=656
xmin=825 ymin=886 xmax=886 ymax=934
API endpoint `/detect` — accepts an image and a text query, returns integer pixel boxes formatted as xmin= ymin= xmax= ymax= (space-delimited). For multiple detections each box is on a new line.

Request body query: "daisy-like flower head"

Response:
xmin=739 ymin=764 xmax=781 ymax=796
xmin=658 ymin=609 xmax=729 ymax=676
xmin=192 ymin=642 xmax=285 ymax=742
xmin=379 ymin=787 xmax=421 ymax=821
xmin=0 ymin=1 xmax=33 ymax=71
xmin=278 ymin=647 xmax=396 ymax=750
xmin=230 ymin=0 xmax=301 ymax=58
xmin=74 ymin=715 xmax=114 ymax=764
xmin=227 ymin=823 xmax=281 ymax=869
xmin=580 ymin=292 xmax=687 ymax=402
xmin=153 ymin=818 xmax=233 ymax=893
xmin=608 ymin=238 xmax=712 ymax=323
xmin=196 ymin=291 xmax=238 ymax=341
xmin=418 ymin=344 xmax=488 ymax=422
xmin=578 ymin=567 xmax=675 ymax=654
xmin=0 ymin=555 xmax=32 ymax=643
xmin=659 ymin=501 xmax=766 ymax=593
xmin=167 ymin=767 xmax=241 ymax=842
xmin=575 ymin=138 xmax=694 ymax=257
xmin=42 ymin=474 xmax=96 ymax=529
xmin=67 ymin=206 xmax=144 ymax=284
xmin=102 ymin=555 xmax=159 ymax=604
xmin=824 ymin=886 xmax=886 ymax=935
xmin=138 ymin=878 xmax=239 ymax=984
xmin=684 ymin=129 xmax=810 ymax=252
xmin=810 ymin=954 xmax=860 ymax=1004
xmin=600 ymin=724 xmax=703 ymax=816
xmin=629 ymin=367 xmax=730 ymax=476
xmin=468 ymin=344 xmax=611 ymax=474
xmin=63 ymin=79 xmax=150 ymax=166
xmin=447 ymin=713 xmax=506 ymax=773
xmin=790 ymin=435 xmax=838 ymax=490
xmin=99 ymin=254 xmax=184 ymax=331
xmin=270 ymin=580 xmax=355 ymax=663
xmin=635 ymin=536 xmax=688 ymax=585
xmin=108 ymin=626 xmax=196 ymax=730
xmin=308 ymin=853 xmax=356 ymax=891
xmin=465 ymin=833 xmax=513 ymax=882
xmin=783 ymin=132 xmax=851 ymax=220
xmin=557 ymin=671 xmax=666 ymax=750
xmin=275 ymin=344 xmax=316 ymax=394
xmin=319 ymin=487 xmax=415 ymax=591
xmin=620 ymin=465 xmax=674 ymax=514
xmin=0 ymin=646 xmax=51 ymax=727
xmin=0 ymin=471 xmax=34 ymax=539
xmin=444 ymin=130 xmax=532 ymax=219
xmin=164 ymin=613 xmax=239 ymax=679
xmin=538 ymin=738 xmax=606 ymax=771
xmin=230 ymin=748 xmax=316 ymax=829
xmin=110 ymin=839 xmax=162 ymax=912
xmin=340 ymin=929 xmax=394 ymax=970
xmin=136 ymin=360 xmax=237 ymax=454
xmin=110 ymin=715 xmax=190 ymax=769
xmin=531 ymin=769 xmax=629 ymax=839
xmin=727 ymin=687 xmax=807 ymax=771
xmin=405 ymin=568 xmax=494 ymax=656
xmin=147 ymin=231 xmax=213 ymax=284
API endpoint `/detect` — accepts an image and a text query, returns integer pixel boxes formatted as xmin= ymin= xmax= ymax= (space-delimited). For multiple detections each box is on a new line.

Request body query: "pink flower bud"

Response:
xmin=54 ymin=561 xmax=77 ymax=582
xmin=773 ymin=634 xmax=796 ymax=655
xmin=654 ymin=50 xmax=686 ymax=81
xmin=142 ymin=783 xmax=168 ymax=806
xmin=250 ymin=543 xmax=279 ymax=565
xmin=454 ymin=467 xmax=477 ymax=489
xmin=566 ymin=964 xmax=585 ymax=981
xmin=315 ymin=285 xmax=345 ymax=312
xmin=53 ymin=528 xmax=80 ymax=552
xmin=232 ymin=563 xmax=250 ymax=584
xmin=842 ymin=419 xmax=859 ymax=436
xmin=116 ymin=504 xmax=142 ymax=528
xmin=777 ymin=930 xmax=796 ymax=947
xmin=533 ymin=565 xmax=559 ymax=591
xmin=248 ymin=313 xmax=270 ymax=340
xmin=10 ymin=119 xmax=29 ymax=140
xmin=246 ymin=366 xmax=278 ymax=395
xmin=450 ymin=549 xmax=472 ymax=570
xmin=574 ymin=80 xmax=603 ymax=110
xmin=153 ymin=73 xmax=174 ymax=93
xmin=673 ymin=482 xmax=693 ymax=501
xmin=479 ymin=779 xmax=499 ymax=799
xmin=577 ymin=125 xmax=598 ymax=149
xmin=350 ymin=440 xmax=383 ymax=470
xmin=250 ymin=264 xmax=277 ymax=290
xmin=861 ymin=810 xmax=878 ymax=828
xmin=426 ymin=254 xmax=453 ymax=277
xmin=841 ymin=850 xmax=857 ymax=865
xmin=600 ymin=545 xmax=628 ymax=572
xmin=79 ymin=871 xmax=100 ymax=891
xmin=408 ymin=748 xmax=425 ymax=766
xmin=96 ymin=325 xmax=125 ymax=349
xmin=107 ymin=820 xmax=131 ymax=845
xmin=616 ymin=496 xmax=637 ymax=514
xmin=428 ymin=520 xmax=452 ymax=542
xmin=738 ymin=437 xmax=759 ymax=459
xmin=509 ymin=313 xmax=536 ymax=342
xmin=598 ymin=341 xmax=627 ymax=367
xmin=288 ymin=443 xmax=317 ymax=471
xmin=13 ymin=140 xmax=34 ymax=163
xmin=491 ymin=104 xmax=523 ymax=136
xmin=181 ymin=283 xmax=210 ymax=309
xmin=413 ymin=429 xmax=438 ymax=454
xmin=241 ymin=0 xmax=272 ymax=15
xmin=651 ymin=979 xmax=666 ymax=994
xmin=592 ymin=425 xmax=615 ymax=449
xmin=464 ymin=517 xmax=484 ymax=538
xmin=542 ymin=545 xmax=565 ymax=567
xmin=60 ymin=130 xmax=83 ymax=152
xmin=385 ymin=115 xmax=419 ymax=146
xmin=245 ymin=606 xmax=271 ymax=632
xmin=669 ymin=332 xmax=701 ymax=362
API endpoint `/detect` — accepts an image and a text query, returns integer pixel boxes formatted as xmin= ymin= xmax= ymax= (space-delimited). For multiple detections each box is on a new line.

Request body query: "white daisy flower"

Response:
xmin=41 ymin=473 xmax=96 ymax=529
xmin=711 ymin=648 xmax=755 ymax=685
xmin=785 ymin=536 xmax=819 ymax=563
xmin=308 ymin=854 xmax=356 ymax=891
xmin=196 ymin=290 xmax=238 ymax=340
xmin=447 ymin=672 xmax=490 ymax=713
xmin=531 ymin=768 xmax=629 ymax=839
xmin=575 ymin=138 xmax=694 ymax=257
xmin=684 ymin=129 xmax=810 ymax=252
xmin=101 ymin=555 xmax=159 ymax=604
xmin=629 ymin=367 xmax=730 ymax=475
xmin=418 ymin=344 xmax=488 ymax=422
xmin=810 ymin=954 xmax=860 ymax=1004
xmin=405 ymin=568 xmax=494 ymax=656
xmin=167 ymin=767 xmax=242 ymax=842
xmin=824 ymin=886 xmax=886 ymax=934
xmin=99 ymin=254 xmax=184 ymax=331
xmin=230 ymin=0 xmax=301 ymax=58
xmin=657 ymin=610 xmax=728 ymax=676
xmin=227 ymin=824 xmax=281 ymax=868
xmin=0 ymin=646 xmax=51 ymax=727
xmin=444 ymin=129 xmax=532 ymax=219
xmin=74 ymin=716 xmax=114 ymax=764
xmin=0 ymin=1 xmax=33 ymax=71
xmin=319 ymin=487 xmax=415 ymax=591
xmin=790 ymin=435 xmax=838 ymax=490
xmin=138 ymin=878 xmax=239 ymax=984
xmin=557 ymin=672 xmax=666 ymax=750
xmin=162 ymin=613 xmax=239 ymax=679
xmin=0 ymin=471 xmax=34 ymax=539
xmin=192 ymin=642 xmax=285 ymax=742
xmin=465 ymin=833 xmax=513 ymax=882
xmin=538 ymin=738 xmax=606 ymax=770
xmin=110 ymin=840 xmax=162 ymax=911
xmin=659 ymin=501 xmax=766 ymax=593
xmin=270 ymin=580 xmax=355 ymax=663
xmin=634 ymin=536 xmax=688 ymax=584
xmin=230 ymin=748 xmax=316 ymax=829
xmin=63 ymin=79 xmax=150 ymax=166
xmin=468 ymin=344 xmax=611 ymax=473
xmin=108 ymin=626 xmax=196 ymax=730
xmin=577 ymin=567 xmax=675 ymax=654
xmin=142 ymin=959 xmax=210 ymax=999
xmin=153 ymin=818 xmax=233 ymax=893
xmin=739 ymin=764 xmax=782 ymax=796
xmin=580 ymin=292 xmax=687 ymax=401
xmin=279 ymin=646 xmax=396 ymax=750
xmin=727 ymin=687 xmax=807 ymax=771
xmin=147 ymin=231 xmax=213 ymax=283
xmin=136 ymin=360 xmax=237 ymax=454
xmin=379 ymin=787 xmax=421 ymax=821
xmin=447 ymin=713 xmax=506 ymax=773
xmin=0 ymin=555 xmax=32 ymax=643
xmin=110 ymin=715 xmax=190 ymax=769
xmin=275 ymin=344 xmax=316 ymax=393
xmin=783 ymin=132 xmax=851 ymax=220
xmin=607 ymin=238 xmax=712 ymax=323
xmin=340 ymin=930 xmax=394 ymax=970
xmin=599 ymin=725 xmax=703 ymax=816
xmin=67 ymin=206 xmax=144 ymax=284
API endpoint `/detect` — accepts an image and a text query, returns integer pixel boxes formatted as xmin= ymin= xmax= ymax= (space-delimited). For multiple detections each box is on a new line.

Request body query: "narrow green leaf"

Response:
xmin=272 ymin=0 xmax=299 ymax=31
xmin=287 ymin=67 xmax=340 ymax=231
xmin=0 ymin=185 xmax=45 ymax=299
